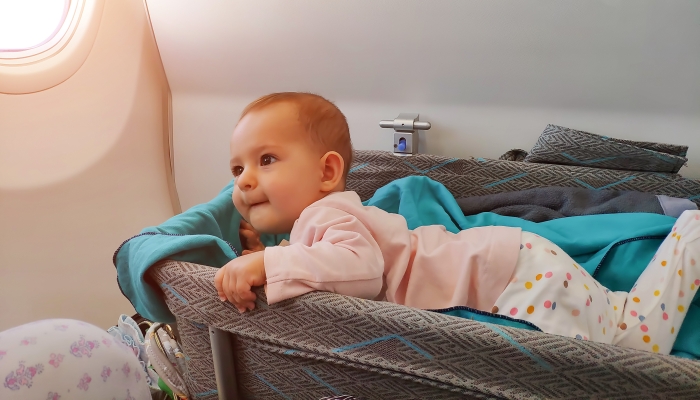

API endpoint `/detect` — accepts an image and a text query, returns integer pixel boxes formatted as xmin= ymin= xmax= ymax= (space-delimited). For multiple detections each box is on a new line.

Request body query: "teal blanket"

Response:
xmin=114 ymin=176 xmax=699 ymax=358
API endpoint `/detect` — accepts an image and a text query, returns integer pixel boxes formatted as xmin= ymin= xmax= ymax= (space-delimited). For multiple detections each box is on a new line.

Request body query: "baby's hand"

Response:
xmin=240 ymin=220 xmax=265 ymax=255
xmin=214 ymin=251 xmax=266 ymax=313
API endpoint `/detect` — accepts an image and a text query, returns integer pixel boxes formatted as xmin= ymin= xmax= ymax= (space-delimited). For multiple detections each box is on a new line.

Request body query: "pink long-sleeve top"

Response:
xmin=264 ymin=191 xmax=522 ymax=312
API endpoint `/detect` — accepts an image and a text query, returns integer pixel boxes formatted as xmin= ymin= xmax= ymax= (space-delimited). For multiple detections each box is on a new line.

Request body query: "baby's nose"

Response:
xmin=239 ymin=181 xmax=253 ymax=191
xmin=236 ymin=169 xmax=257 ymax=190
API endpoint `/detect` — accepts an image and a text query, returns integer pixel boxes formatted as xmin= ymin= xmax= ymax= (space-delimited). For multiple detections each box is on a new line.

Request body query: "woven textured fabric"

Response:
xmin=148 ymin=150 xmax=700 ymax=399
xmin=348 ymin=150 xmax=700 ymax=206
xmin=498 ymin=149 xmax=528 ymax=162
xmin=522 ymin=124 xmax=688 ymax=173
xmin=176 ymin=316 xmax=218 ymax=399
xmin=150 ymin=261 xmax=700 ymax=400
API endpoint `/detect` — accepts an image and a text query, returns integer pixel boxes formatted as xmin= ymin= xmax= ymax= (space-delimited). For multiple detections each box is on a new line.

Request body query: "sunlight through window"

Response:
xmin=0 ymin=0 xmax=70 ymax=51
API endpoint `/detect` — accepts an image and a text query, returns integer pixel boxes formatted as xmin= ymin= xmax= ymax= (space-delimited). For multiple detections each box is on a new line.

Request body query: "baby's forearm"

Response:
xmin=263 ymin=242 xmax=384 ymax=304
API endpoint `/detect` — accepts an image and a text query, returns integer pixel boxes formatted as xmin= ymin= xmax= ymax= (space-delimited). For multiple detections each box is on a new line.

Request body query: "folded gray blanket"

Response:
xmin=456 ymin=187 xmax=697 ymax=222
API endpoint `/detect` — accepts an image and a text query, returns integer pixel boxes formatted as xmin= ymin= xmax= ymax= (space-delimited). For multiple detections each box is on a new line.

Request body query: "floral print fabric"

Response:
xmin=1 ymin=319 xmax=150 ymax=399
xmin=107 ymin=314 xmax=160 ymax=390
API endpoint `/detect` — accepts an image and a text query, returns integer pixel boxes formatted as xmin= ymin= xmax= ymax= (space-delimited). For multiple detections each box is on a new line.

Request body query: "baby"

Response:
xmin=214 ymin=92 xmax=700 ymax=355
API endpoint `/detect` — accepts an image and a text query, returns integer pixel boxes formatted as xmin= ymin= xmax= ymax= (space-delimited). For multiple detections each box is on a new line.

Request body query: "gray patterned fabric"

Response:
xmin=147 ymin=150 xmax=700 ymax=399
xmin=150 ymin=261 xmax=700 ymax=400
xmin=348 ymin=150 xmax=700 ymax=206
xmin=498 ymin=149 xmax=528 ymax=162
xmin=523 ymin=124 xmax=688 ymax=173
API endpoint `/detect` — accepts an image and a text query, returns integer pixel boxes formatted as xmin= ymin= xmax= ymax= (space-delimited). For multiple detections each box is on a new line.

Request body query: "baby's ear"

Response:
xmin=319 ymin=151 xmax=344 ymax=192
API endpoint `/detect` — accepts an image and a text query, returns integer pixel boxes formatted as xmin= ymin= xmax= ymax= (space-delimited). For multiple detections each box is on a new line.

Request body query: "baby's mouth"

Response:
xmin=249 ymin=201 xmax=268 ymax=209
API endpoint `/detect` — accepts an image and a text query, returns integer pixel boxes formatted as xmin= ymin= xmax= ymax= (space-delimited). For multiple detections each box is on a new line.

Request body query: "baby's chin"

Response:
xmin=253 ymin=223 xmax=291 ymax=235
xmin=247 ymin=215 xmax=293 ymax=235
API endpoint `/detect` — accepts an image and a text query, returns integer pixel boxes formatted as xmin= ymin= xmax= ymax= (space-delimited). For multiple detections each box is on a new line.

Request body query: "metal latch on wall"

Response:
xmin=379 ymin=113 xmax=431 ymax=156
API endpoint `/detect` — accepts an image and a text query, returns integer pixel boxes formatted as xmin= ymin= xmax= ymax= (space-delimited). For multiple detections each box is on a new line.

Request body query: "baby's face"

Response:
xmin=230 ymin=102 xmax=325 ymax=234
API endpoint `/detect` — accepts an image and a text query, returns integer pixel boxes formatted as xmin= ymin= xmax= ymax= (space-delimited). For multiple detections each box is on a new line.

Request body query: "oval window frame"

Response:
xmin=0 ymin=0 xmax=106 ymax=94
xmin=0 ymin=0 xmax=72 ymax=54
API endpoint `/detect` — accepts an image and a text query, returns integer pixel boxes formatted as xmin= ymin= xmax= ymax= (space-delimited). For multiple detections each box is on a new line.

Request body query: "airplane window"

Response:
xmin=0 ymin=0 xmax=70 ymax=51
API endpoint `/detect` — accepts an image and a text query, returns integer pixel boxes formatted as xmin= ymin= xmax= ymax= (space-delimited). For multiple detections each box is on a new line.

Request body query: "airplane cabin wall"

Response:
xmin=2 ymin=0 xmax=699 ymax=330
xmin=0 ymin=0 xmax=175 ymax=330
xmin=145 ymin=0 xmax=700 ymax=210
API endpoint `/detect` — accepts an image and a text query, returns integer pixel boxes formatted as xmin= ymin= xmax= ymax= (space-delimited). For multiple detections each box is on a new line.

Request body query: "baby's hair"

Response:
xmin=240 ymin=92 xmax=354 ymax=180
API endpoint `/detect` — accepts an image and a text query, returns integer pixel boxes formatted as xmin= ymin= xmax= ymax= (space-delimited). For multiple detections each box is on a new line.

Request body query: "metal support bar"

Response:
xmin=210 ymin=327 xmax=240 ymax=400
xmin=379 ymin=113 xmax=431 ymax=156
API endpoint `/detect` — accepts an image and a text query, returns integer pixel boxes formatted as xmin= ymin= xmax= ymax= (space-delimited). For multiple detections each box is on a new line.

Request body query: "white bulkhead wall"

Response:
xmin=0 ymin=0 xmax=176 ymax=330
xmin=145 ymin=0 xmax=700 ymax=210
xmin=2 ymin=0 xmax=698 ymax=330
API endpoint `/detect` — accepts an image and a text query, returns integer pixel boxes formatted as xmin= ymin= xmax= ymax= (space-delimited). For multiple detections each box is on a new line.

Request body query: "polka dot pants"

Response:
xmin=492 ymin=210 xmax=700 ymax=355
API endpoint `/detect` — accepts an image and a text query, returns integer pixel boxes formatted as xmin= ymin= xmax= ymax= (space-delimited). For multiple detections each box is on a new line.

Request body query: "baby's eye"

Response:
xmin=260 ymin=154 xmax=278 ymax=166
xmin=232 ymin=166 xmax=244 ymax=177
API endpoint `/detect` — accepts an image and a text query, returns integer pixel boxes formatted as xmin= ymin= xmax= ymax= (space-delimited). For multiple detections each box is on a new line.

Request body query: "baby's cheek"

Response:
xmin=232 ymin=194 xmax=248 ymax=216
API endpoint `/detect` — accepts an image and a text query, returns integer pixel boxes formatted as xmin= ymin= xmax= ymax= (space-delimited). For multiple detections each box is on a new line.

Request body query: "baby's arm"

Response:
xmin=263 ymin=205 xmax=385 ymax=304
xmin=214 ymin=250 xmax=266 ymax=313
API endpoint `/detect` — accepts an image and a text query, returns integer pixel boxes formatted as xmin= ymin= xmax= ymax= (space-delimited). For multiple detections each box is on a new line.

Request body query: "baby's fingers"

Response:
xmin=223 ymin=278 xmax=251 ymax=312
xmin=214 ymin=267 xmax=223 ymax=287
xmin=240 ymin=227 xmax=258 ymax=239
xmin=241 ymin=229 xmax=263 ymax=248
xmin=235 ymin=279 xmax=257 ymax=303
xmin=214 ymin=268 xmax=226 ymax=301
xmin=221 ymin=272 xmax=240 ymax=304
xmin=235 ymin=280 xmax=254 ymax=301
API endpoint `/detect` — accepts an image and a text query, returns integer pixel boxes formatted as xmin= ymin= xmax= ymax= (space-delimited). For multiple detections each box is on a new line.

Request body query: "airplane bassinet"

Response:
xmin=145 ymin=146 xmax=700 ymax=400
